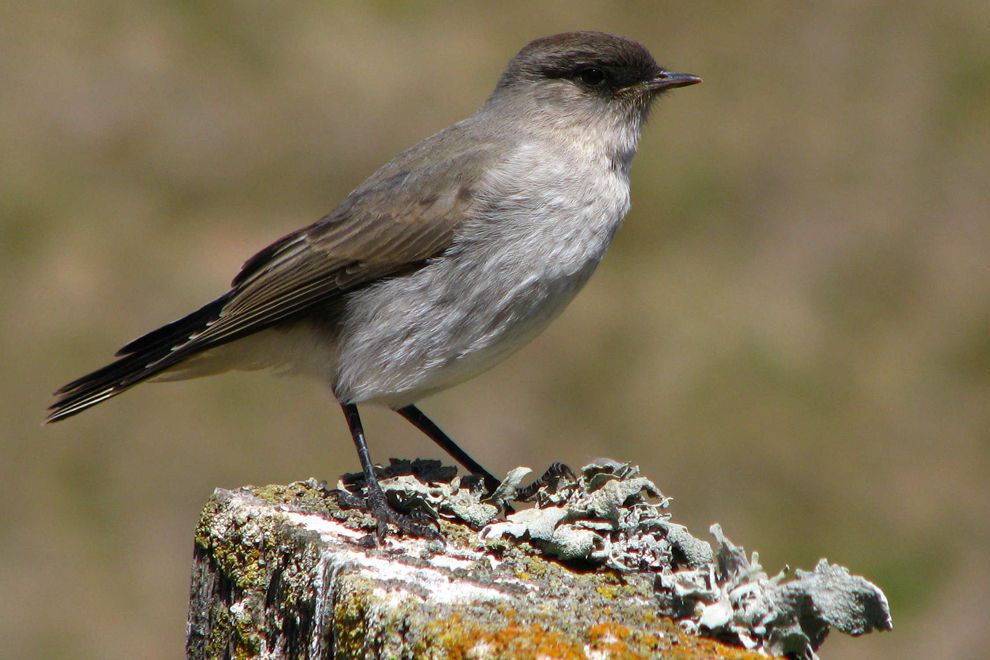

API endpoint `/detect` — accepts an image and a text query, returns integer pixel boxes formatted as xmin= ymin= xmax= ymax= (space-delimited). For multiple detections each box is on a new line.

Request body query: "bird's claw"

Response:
xmin=516 ymin=461 xmax=577 ymax=502
xmin=336 ymin=487 xmax=441 ymax=542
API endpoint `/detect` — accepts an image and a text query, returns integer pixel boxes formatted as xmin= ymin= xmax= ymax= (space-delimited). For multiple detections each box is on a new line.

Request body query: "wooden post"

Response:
xmin=186 ymin=481 xmax=761 ymax=658
xmin=187 ymin=462 xmax=890 ymax=658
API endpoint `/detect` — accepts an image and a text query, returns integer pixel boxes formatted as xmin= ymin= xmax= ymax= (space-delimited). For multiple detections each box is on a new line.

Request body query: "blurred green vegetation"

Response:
xmin=2 ymin=2 xmax=988 ymax=658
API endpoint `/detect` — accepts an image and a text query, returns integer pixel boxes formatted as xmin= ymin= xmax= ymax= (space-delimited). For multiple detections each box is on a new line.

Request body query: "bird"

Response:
xmin=47 ymin=31 xmax=701 ymax=538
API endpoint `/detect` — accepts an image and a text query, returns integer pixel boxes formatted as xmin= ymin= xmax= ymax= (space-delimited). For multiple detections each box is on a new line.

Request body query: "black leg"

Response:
xmin=396 ymin=404 xmax=501 ymax=493
xmin=340 ymin=403 xmax=438 ymax=540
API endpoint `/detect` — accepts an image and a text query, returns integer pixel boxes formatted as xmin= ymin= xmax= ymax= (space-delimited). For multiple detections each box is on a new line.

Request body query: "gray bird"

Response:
xmin=48 ymin=32 xmax=700 ymax=537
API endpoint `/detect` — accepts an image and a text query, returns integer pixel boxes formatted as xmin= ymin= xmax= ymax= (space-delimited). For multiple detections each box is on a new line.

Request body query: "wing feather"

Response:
xmin=170 ymin=138 xmax=495 ymax=353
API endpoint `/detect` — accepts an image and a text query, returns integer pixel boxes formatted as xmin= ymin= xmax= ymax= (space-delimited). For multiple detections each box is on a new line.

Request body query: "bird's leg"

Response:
xmin=340 ymin=403 xmax=439 ymax=540
xmin=395 ymin=404 xmax=501 ymax=493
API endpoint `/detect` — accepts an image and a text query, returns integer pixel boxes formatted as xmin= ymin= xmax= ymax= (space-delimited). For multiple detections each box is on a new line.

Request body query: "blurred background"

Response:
xmin=2 ymin=1 xmax=988 ymax=658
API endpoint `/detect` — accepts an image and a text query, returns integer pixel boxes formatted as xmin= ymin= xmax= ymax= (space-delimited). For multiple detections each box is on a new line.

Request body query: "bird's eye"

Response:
xmin=576 ymin=67 xmax=607 ymax=86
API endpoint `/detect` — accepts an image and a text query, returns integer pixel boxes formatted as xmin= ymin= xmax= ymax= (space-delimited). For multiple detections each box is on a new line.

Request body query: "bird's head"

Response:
xmin=490 ymin=32 xmax=701 ymax=133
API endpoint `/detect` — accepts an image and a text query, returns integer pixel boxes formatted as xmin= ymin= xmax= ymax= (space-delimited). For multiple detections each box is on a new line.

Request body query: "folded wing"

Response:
xmin=48 ymin=137 xmax=496 ymax=422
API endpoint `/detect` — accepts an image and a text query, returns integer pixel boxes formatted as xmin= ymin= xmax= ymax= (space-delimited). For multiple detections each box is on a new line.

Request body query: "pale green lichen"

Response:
xmin=188 ymin=461 xmax=890 ymax=659
xmin=656 ymin=525 xmax=893 ymax=659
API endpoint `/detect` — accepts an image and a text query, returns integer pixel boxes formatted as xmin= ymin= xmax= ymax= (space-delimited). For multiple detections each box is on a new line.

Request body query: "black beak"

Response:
xmin=649 ymin=70 xmax=702 ymax=92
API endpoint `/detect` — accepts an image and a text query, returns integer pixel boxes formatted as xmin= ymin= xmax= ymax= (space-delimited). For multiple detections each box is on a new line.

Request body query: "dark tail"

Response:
xmin=46 ymin=293 xmax=232 ymax=423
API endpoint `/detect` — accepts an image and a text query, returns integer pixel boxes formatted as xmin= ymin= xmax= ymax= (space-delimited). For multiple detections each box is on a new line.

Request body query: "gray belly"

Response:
xmin=331 ymin=248 xmax=599 ymax=408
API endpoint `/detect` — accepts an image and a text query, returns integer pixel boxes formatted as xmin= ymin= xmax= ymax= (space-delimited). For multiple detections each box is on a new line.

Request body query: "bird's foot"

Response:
xmin=515 ymin=462 xmax=577 ymax=502
xmin=336 ymin=485 xmax=441 ymax=542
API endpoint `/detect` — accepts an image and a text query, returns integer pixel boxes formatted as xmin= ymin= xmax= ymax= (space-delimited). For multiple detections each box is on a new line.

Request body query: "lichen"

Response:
xmin=187 ymin=462 xmax=890 ymax=659
xmin=656 ymin=525 xmax=893 ymax=659
xmin=417 ymin=613 xmax=586 ymax=659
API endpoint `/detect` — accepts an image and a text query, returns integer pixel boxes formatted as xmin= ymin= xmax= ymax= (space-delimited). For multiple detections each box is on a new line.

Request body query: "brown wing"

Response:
xmin=180 ymin=142 xmax=493 ymax=349
xmin=48 ymin=125 xmax=497 ymax=422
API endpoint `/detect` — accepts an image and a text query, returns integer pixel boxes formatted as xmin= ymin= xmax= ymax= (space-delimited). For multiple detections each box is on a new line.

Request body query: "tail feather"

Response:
xmin=47 ymin=293 xmax=231 ymax=423
xmin=115 ymin=296 xmax=228 ymax=357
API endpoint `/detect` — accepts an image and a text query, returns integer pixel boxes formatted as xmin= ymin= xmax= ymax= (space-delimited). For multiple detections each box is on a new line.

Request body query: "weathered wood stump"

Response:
xmin=186 ymin=462 xmax=890 ymax=658
xmin=186 ymin=484 xmax=753 ymax=657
